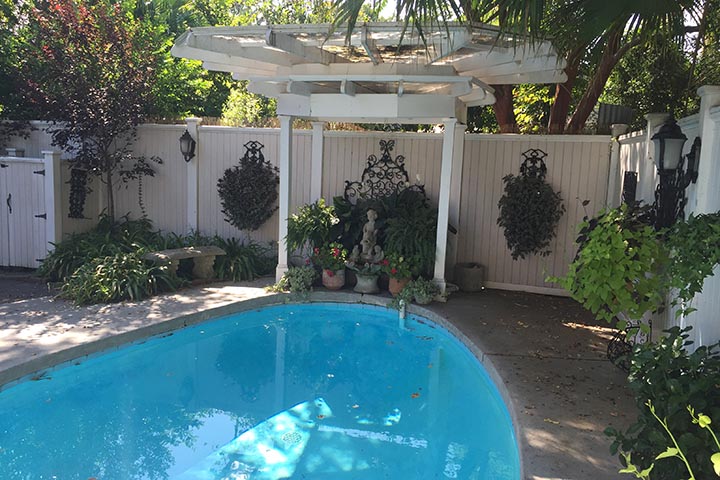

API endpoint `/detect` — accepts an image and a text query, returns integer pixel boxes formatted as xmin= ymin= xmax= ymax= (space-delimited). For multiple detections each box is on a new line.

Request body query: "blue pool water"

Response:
xmin=0 ymin=303 xmax=520 ymax=479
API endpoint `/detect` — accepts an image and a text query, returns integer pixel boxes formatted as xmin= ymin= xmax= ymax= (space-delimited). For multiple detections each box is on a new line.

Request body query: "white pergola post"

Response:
xmin=433 ymin=119 xmax=458 ymax=292
xmin=310 ymin=121 xmax=324 ymax=202
xmin=185 ymin=117 xmax=202 ymax=234
xmin=447 ymin=122 xmax=466 ymax=280
xmin=276 ymin=115 xmax=294 ymax=281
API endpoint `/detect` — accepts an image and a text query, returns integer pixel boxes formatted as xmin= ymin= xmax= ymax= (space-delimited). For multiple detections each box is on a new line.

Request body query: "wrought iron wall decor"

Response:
xmin=519 ymin=148 xmax=548 ymax=180
xmin=217 ymin=140 xmax=279 ymax=231
xmin=343 ymin=140 xmax=424 ymax=203
xmin=622 ymin=171 xmax=638 ymax=205
xmin=67 ymin=168 xmax=91 ymax=219
xmin=497 ymin=148 xmax=565 ymax=260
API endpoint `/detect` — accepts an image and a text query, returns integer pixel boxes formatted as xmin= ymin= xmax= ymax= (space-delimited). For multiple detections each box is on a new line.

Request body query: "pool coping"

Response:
xmin=0 ymin=291 xmax=525 ymax=477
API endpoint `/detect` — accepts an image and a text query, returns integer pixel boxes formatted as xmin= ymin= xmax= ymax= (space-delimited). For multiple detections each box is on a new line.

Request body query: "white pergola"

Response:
xmin=171 ymin=22 xmax=567 ymax=290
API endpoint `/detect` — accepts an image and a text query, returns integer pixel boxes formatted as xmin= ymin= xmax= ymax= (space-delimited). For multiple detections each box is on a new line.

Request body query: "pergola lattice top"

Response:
xmin=172 ymin=22 xmax=566 ymax=123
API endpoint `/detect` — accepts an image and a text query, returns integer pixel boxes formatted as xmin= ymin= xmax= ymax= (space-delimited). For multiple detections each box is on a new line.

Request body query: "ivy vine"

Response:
xmin=497 ymin=150 xmax=565 ymax=260
xmin=218 ymin=141 xmax=279 ymax=231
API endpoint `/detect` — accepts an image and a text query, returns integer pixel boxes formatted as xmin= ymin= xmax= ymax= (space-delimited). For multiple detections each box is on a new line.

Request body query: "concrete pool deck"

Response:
xmin=0 ymin=281 xmax=634 ymax=479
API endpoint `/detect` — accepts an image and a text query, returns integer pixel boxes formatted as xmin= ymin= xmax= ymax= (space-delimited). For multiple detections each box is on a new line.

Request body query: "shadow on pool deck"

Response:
xmin=0 ymin=282 xmax=633 ymax=480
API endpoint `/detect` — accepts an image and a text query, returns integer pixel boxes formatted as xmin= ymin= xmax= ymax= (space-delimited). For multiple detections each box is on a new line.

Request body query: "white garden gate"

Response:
xmin=0 ymin=150 xmax=62 ymax=268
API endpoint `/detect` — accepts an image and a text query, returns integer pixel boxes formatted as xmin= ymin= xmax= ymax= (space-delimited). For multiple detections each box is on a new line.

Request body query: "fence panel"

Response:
xmin=456 ymin=135 xmax=611 ymax=293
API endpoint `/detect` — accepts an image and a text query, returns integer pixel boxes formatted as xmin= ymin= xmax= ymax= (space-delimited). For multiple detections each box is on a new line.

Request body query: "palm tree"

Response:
xmin=332 ymin=0 xmax=709 ymax=133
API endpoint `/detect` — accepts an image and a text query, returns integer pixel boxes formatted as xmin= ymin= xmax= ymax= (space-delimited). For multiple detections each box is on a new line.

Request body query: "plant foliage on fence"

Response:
xmin=218 ymin=140 xmax=279 ymax=231
xmin=497 ymin=149 xmax=565 ymax=260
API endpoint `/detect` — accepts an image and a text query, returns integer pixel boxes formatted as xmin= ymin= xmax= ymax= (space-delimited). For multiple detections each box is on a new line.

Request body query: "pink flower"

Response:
xmin=313 ymin=247 xmax=320 ymax=255
xmin=305 ymin=258 xmax=311 ymax=265
xmin=382 ymin=259 xmax=389 ymax=266
xmin=391 ymin=268 xmax=397 ymax=275
xmin=332 ymin=247 xmax=340 ymax=257
xmin=326 ymin=269 xmax=334 ymax=277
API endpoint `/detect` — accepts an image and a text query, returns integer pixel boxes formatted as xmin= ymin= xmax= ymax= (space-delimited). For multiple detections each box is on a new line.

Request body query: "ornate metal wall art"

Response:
xmin=519 ymin=148 xmax=548 ymax=180
xmin=622 ymin=171 xmax=638 ymax=205
xmin=343 ymin=139 xmax=424 ymax=203
xmin=67 ymin=168 xmax=91 ymax=219
xmin=242 ymin=140 xmax=265 ymax=164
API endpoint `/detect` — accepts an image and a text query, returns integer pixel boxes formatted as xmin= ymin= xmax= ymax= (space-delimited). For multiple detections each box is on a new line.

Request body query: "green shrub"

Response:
xmin=607 ymin=327 xmax=720 ymax=480
xmin=212 ymin=237 xmax=275 ymax=282
xmin=39 ymin=215 xmax=164 ymax=282
xmin=268 ymin=266 xmax=316 ymax=294
xmin=60 ymin=251 xmax=181 ymax=305
xmin=286 ymin=199 xmax=340 ymax=252
xmin=549 ymin=204 xmax=667 ymax=328
xmin=666 ymin=212 xmax=720 ymax=316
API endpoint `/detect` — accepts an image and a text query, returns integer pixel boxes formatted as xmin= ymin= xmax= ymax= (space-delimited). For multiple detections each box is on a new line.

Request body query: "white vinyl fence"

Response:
xmin=612 ymin=86 xmax=720 ymax=348
xmin=4 ymin=122 xmax=612 ymax=294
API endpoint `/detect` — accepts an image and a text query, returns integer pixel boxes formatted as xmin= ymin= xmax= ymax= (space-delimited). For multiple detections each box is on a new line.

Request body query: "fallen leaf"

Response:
xmin=543 ymin=418 xmax=560 ymax=425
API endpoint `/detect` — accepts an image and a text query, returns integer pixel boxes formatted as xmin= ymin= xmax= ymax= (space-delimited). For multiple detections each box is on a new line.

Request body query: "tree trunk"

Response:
xmin=491 ymin=84 xmax=518 ymax=133
xmin=547 ymin=48 xmax=583 ymax=134
xmin=566 ymin=25 xmax=637 ymax=134
xmin=105 ymin=167 xmax=114 ymax=222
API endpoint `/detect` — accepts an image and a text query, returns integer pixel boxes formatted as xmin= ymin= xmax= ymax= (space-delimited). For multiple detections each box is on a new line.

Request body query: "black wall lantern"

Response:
xmin=650 ymin=117 xmax=701 ymax=230
xmin=179 ymin=129 xmax=196 ymax=163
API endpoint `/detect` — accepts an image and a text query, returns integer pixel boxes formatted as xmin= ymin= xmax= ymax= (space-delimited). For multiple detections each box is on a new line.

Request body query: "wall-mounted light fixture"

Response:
xmin=651 ymin=117 xmax=701 ymax=230
xmin=179 ymin=129 xmax=196 ymax=163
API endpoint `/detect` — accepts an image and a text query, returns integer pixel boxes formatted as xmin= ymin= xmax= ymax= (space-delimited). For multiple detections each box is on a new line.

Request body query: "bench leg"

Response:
xmin=167 ymin=260 xmax=180 ymax=276
xmin=193 ymin=256 xmax=215 ymax=280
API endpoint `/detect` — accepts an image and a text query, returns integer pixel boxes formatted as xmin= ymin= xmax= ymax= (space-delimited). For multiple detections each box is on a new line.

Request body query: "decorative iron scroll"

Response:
xmin=242 ymin=140 xmax=265 ymax=164
xmin=622 ymin=171 xmax=638 ymax=205
xmin=607 ymin=321 xmax=651 ymax=372
xmin=67 ymin=168 xmax=90 ymax=219
xmin=519 ymin=149 xmax=548 ymax=180
xmin=344 ymin=140 xmax=424 ymax=203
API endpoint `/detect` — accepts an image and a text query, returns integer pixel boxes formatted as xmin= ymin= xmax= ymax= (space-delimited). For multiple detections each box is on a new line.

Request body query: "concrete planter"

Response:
xmin=353 ymin=273 xmax=379 ymax=294
xmin=454 ymin=263 xmax=485 ymax=292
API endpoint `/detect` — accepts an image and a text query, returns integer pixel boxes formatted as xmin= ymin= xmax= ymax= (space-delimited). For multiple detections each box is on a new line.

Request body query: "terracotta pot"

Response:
xmin=388 ymin=277 xmax=411 ymax=296
xmin=322 ymin=269 xmax=345 ymax=290
xmin=353 ymin=273 xmax=380 ymax=294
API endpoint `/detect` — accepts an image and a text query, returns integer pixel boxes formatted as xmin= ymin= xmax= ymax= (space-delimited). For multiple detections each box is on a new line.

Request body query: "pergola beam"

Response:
xmin=361 ymin=26 xmax=383 ymax=65
xmin=266 ymin=29 xmax=350 ymax=65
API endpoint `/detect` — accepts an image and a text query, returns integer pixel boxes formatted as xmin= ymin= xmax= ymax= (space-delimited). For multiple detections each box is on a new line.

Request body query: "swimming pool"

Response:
xmin=0 ymin=302 xmax=520 ymax=479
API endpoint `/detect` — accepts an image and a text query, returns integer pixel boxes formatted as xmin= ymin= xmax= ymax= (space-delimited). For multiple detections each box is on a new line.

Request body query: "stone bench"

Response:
xmin=144 ymin=246 xmax=226 ymax=280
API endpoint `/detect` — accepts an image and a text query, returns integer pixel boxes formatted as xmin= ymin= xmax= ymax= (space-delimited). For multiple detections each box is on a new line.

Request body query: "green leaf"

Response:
xmin=655 ymin=447 xmax=679 ymax=460
xmin=711 ymin=452 xmax=720 ymax=476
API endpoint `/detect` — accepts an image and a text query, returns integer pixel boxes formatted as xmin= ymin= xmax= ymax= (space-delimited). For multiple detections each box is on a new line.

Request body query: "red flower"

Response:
xmin=391 ymin=268 xmax=398 ymax=275
xmin=382 ymin=259 xmax=389 ymax=266
xmin=313 ymin=247 xmax=320 ymax=255
xmin=305 ymin=258 xmax=311 ymax=265
xmin=326 ymin=269 xmax=334 ymax=277
xmin=332 ymin=247 xmax=340 ymax=257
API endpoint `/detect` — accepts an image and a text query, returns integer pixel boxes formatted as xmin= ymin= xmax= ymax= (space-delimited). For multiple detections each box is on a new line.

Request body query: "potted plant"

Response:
xmin=382 ymin=253 xmax=416 ymax=296
xmin=346 ymin=261 xmax=382 ymax=294
xmin=407 ymin=278 xmax=440 ymax=305
xmin=312 ymin=242 xmax=348 ymax=290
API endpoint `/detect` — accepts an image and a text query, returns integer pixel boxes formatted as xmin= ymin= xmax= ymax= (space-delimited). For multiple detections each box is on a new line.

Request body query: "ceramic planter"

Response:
xmin=353 ymin=273 xmax=379 ymax=294
xmin=322 ymin=269 xmax=345 ymax=290
xmin=388 ymin=277 xmax=411 ymax=296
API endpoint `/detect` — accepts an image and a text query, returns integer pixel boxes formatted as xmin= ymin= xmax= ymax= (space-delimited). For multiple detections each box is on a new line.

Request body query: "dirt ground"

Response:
xmin=0 ymin=268 xmax=56 ymax=304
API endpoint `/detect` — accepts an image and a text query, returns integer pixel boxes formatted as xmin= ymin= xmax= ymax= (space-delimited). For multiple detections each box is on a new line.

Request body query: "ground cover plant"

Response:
xmin=40 ymin=216 xmax=274 ymax=305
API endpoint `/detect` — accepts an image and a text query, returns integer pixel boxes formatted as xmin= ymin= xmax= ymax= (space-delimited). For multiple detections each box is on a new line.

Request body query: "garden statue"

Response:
xmin=359 ymin=209 xmax=383 ymax=262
